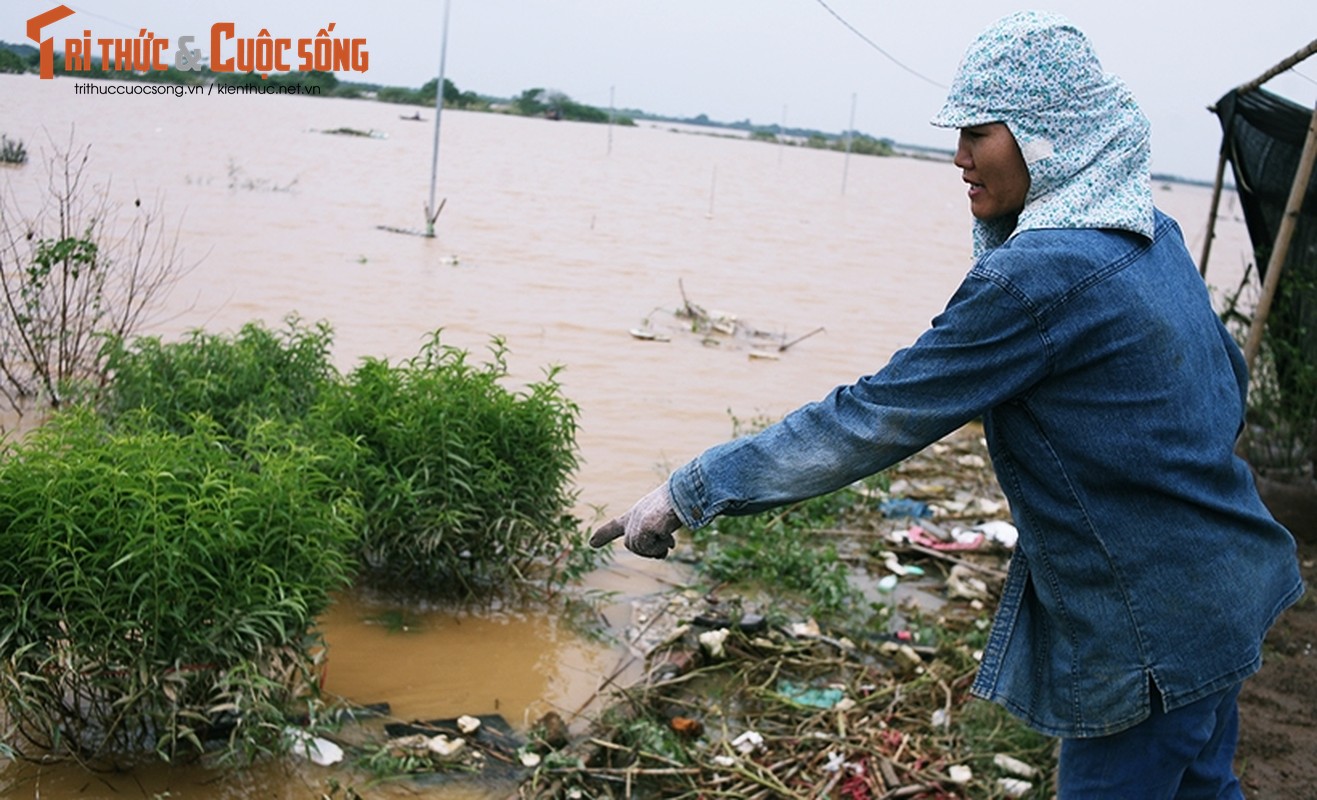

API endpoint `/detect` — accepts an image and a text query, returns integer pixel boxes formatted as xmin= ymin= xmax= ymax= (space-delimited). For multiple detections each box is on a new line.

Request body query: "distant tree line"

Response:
xmin=680 ymin=112 xmax=893 ymax=155
xmin=0 ymin=39 xmax=633 ymax=126
xmin=0 ymin=41 xmax=898 ymax=146
xmin=0 ymin=42 xmax=33 ymax=73
xmin=0 ymin=38 xmax=887 ymax=150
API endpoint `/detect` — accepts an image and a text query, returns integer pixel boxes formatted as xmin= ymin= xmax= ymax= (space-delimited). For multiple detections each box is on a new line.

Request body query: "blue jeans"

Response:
xmin=1059 ymin=682 xmax=1244 ymax=799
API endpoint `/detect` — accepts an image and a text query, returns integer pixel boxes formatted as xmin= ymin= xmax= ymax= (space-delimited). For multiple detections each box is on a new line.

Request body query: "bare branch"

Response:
xmin=0 ymin=130 xmax=191 ymax=415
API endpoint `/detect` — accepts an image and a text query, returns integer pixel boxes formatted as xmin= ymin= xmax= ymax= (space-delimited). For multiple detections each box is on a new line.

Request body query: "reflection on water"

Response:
xmin=0 ymin=73 xmax=1251 ymax=797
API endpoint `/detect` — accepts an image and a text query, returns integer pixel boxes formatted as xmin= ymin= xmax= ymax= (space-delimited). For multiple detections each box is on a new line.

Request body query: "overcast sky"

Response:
xmin=6 ymin=1 xmax=1315 ymax=181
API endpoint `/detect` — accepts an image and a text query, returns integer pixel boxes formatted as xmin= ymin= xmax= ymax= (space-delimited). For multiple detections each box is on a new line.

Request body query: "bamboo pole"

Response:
xmin=1242 ymin=102 xmax=1317 ymax=373
xmin=1199 ymin=149 xmax=1229 ymax=277
xmin=1236 ymin=38 xmax=1317 ymax=96
xmin=424 ymin=0 xmax=453 ymax=238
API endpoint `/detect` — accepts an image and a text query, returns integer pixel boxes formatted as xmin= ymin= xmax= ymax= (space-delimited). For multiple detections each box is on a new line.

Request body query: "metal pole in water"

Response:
xmin=778 ymin=104 xmax=787 ymax=167
xmin=425 ymin=0 xmax=452 ymax=238
xmin=841 ymin=92 xmax=856 ymax=195
xmin=707 ymin=165 xmax=717 ymax=219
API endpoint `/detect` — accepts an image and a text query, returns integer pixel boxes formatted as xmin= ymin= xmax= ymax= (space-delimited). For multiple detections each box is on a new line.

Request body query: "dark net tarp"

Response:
xmin=1214 ymin=87 xmax=1317 ymax=406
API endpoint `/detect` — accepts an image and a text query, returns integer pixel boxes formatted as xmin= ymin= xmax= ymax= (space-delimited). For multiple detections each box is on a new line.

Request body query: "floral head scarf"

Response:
xmin=931 ymin=11 xmax=1154 ymax=258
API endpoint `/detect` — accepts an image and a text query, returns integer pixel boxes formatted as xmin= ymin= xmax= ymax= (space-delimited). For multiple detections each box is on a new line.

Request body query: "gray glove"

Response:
xmin=588 ymin=483 xmax=683 ymax=559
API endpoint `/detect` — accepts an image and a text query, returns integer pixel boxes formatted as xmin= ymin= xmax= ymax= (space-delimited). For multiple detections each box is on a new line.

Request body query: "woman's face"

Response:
xmin=954 ymin=123 xmax=1030 ymax=221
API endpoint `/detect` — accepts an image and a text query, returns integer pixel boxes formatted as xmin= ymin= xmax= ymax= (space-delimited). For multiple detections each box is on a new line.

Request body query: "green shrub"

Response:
xmin=691 ymin=486 xmax=867 ymax=620
xmin=0 ymin=408 xmax=359 ymax=765
xmin=802 ymin=133 xmax=893 ymax=157
xmin=100 ymin=316 xmax=339 ymax=440
xmin=374 ymin=85 xmax=426 ymax=105
xmin=0 ymin=50 xmax=27 ymax=75
xmin=1221 ymin=258 xmax=1317 ymax=478
xmin=99 ymin=318 xmax=592 ymax=600
xmin=685 ymin=415 xmax=876 ymax=620
xmin=0 ymin=134 xmax=25 ymax=165
xmin=1250 ymin=270 xmax=1317 ymax=476
xmin=845 ymin=133 xmax=894 ymax=157
xmin=315 ymin=332 xmax=584 ymax=597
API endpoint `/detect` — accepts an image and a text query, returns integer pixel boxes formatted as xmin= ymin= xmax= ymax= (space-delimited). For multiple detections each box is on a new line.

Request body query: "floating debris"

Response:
xmin=284 ymin=727 xmax=345 ymax=766
xmin=628 ymin=327 xmax=671 ymax=342
xmin=732 ymin=730 xmax=765 ymax=754
xmin=880 ymin=497 xmax=933 ymax=519
xmin=775 ymin=679 xmax=847 ymax=709
xmin=426 ymin=734 xmax=465 ymax=758
xmin=698 ymin=627 xmax=731 ymax=658
xmin=324 ymin=427 xmax=1049 ymax=798
xmin=457 ymin=715 xmax=482 ymax=735
xmin=994 ymin=752 xmax=1040 ymax=779
xmin=380 ymin=712 xmax=527 ymax=781
xmin=627 ymin=279 xmax=823 ymax=356
xmin=513 ymin=426 xmax=1057 ymax=799
xmin=318 ymin=126 xmax=388 ymax=139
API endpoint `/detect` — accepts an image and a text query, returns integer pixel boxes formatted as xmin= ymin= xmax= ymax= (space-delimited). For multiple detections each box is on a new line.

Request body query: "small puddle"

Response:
xmin=317 ymin=590 xmax=618 ymax=728
xmin=0 ymin=588 xmax=626 ymax=799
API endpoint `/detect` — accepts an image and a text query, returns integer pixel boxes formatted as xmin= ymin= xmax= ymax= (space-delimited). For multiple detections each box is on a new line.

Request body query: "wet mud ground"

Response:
xmin=570 ymin=434 xmax=1317 ymax=800
xmin=1236 ymin=481 xmax=1317 ymax=800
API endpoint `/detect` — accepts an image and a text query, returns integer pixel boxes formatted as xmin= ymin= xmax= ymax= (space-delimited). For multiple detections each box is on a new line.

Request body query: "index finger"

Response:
xmin=588 ymin=518 xmax=625 ymax=548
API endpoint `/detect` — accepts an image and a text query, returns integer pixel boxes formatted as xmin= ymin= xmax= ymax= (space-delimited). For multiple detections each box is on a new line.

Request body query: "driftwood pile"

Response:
xmin=628 ymin=280 xmax=824 ymax=359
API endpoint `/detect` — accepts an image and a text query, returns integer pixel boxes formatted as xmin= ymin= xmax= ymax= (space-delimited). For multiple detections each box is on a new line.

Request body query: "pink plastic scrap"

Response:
xmin=907 ymin=525 xmax=985 ymax=551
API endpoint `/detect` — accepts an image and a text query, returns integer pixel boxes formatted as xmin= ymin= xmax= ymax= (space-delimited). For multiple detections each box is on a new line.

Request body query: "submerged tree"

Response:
xmin=0 ymin=131 xmax=187 ymax=418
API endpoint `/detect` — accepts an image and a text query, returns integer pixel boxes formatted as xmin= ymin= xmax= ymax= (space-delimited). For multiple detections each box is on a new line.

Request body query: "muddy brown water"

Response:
xmin=0 ymin=74 xmax=1252 ymax=797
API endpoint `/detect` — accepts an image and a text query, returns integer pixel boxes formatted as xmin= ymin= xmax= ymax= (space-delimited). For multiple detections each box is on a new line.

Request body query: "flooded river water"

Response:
xmin=0 ymin=74 xmax=1252 ymax=797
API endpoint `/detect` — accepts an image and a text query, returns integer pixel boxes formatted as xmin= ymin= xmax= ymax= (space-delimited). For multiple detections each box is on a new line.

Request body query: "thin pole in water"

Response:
xmin=707 ymin=165 xmax=717 ymax=219
xmin=425 ymin=0 xmax=453 ymax=238
xmin=607 ymin=85 xmax=615 ymax=156
xmin=841 ymin=92 xmax=856 ymax=195
xmin=778 ymin=104 xmax=787 ymax=167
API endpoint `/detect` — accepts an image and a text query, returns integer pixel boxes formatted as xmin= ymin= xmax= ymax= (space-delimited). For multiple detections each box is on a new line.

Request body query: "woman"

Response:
xmin=590 ymin=11 xmax=1303 ymax=798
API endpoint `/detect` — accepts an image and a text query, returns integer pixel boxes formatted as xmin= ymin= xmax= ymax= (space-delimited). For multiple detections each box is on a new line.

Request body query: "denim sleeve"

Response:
xmin=667 ymin=271 xmax=1050 ymax=529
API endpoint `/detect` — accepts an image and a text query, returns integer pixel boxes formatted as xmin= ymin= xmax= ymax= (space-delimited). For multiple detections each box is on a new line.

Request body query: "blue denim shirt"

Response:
xmin=668 ymin=210 xmax=1304 ymax=738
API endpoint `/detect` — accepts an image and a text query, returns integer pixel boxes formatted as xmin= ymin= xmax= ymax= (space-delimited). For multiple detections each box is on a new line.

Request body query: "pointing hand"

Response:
xmin=588 ymin=483 xmax=683 ymax=559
